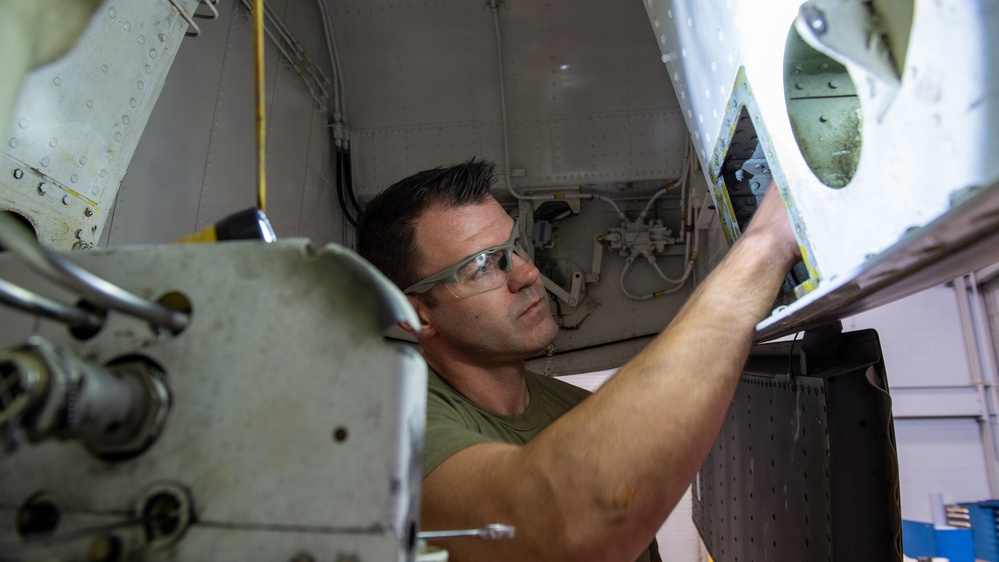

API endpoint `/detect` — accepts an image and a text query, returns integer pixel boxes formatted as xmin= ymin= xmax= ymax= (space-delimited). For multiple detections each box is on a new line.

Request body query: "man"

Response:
xmin=357 ymin=159 xmax=800 ymax=562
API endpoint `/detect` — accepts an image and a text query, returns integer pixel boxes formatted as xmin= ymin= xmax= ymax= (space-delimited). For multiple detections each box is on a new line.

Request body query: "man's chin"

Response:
xmin=525 ymin=321 xmax=559 ymax=358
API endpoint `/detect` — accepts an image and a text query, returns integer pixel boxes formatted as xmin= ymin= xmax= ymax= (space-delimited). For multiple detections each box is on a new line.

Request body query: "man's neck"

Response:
xmin=427 ymin=354 xmax=531 ymax=416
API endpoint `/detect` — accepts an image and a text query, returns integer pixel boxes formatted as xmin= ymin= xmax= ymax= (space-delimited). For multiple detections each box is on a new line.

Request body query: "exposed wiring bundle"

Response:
xmin=488 ymin=1 xmax=701 ymax=304
xmin=609 ymin=138 xmax=701 ymax=301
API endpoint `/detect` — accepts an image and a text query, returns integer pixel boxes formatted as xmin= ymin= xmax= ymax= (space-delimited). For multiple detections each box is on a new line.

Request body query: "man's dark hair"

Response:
xmin=357 ymin=158 xmax=497 ymax=304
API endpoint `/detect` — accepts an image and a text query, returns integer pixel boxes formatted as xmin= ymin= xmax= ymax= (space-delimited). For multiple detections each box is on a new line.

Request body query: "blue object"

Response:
xmin=902 ymin=519 xmax=937 ymax=558
xmin=937 ymin=527 xmax=976 ymax=562
xmin=961 ymin=501 xmax=999 ymax=562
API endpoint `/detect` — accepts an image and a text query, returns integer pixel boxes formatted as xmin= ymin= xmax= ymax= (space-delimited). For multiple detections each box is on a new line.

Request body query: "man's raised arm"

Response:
xmin=422 ymin=184 xmax=801 ymax=562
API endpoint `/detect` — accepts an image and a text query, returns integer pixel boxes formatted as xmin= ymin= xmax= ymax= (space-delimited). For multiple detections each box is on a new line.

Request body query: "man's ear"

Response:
xmin=400 ymin=294 xmax=437 ymax=338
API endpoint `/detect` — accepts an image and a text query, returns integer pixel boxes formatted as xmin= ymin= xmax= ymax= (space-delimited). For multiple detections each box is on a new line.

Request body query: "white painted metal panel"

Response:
xmin=1 ymin=0 xmax=205 ymax=250
xmin=642 ymin=0 xmax=999 ymax=335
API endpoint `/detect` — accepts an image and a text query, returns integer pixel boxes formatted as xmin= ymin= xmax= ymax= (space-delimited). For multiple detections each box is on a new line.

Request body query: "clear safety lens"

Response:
xmin=443 ymin=235 xmax=532 ymax=298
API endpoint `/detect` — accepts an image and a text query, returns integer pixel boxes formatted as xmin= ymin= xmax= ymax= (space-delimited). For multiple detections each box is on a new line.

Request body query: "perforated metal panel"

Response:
xmin=694 ymin=328 xmax=902 ymax=562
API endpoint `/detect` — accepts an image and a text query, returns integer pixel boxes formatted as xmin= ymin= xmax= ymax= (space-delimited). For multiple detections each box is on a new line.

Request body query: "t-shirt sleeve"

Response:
xmin=423 ymin=389 xmax=497 ymax=478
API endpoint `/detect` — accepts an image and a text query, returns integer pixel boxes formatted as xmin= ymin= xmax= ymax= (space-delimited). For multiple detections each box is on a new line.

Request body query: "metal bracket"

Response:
xmin=795 ymin=0 xmax=902 ymax=117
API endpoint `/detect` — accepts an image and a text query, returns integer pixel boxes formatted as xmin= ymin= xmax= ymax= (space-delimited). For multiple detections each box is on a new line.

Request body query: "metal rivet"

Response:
xmin=819 ymin=115 xmax=829 ymax=123
xmin=828 ymin=80 xmax=838 ymax=89
xmin=85 ymin=207 xmax=94 ymax=218
xmin=37 ymin=183 xmax=48 ymax=195
xmin=62 ymin=195 xmax=70 ymax=205
xmin=75 ymin=229 xmax=84 ymax=240
xmin=333 ymin=427 xmax=349 ymax=443
xmin=795 ymin=82 xmax=804 ymax=90
xmin=12 ymin=168 xmax=23 ymax=180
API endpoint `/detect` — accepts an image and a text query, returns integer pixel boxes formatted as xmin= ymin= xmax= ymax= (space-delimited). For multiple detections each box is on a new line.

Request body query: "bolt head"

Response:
xmin=37 ymin=183 xmax=48 ymax=195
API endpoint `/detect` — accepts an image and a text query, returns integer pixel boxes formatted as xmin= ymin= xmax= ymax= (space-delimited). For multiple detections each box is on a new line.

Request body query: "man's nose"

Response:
xmin=507 ymin=251 xmax=540 ymax=292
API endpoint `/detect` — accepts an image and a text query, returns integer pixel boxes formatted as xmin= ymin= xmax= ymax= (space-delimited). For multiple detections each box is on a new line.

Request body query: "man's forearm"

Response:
xmin=512 ymin=188 xmax=801 ymax=558
xmin=422 ymin=187 xmax=800 ymax=562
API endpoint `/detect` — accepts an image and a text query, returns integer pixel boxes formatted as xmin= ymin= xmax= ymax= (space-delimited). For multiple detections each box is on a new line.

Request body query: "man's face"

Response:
xmin=410 ymin=198 xmax=558 ymax=364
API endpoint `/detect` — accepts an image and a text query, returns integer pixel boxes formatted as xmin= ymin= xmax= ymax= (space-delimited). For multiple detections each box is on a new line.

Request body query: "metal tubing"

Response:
xmin=0 ymin=213 xmax=188 ymax=333
xmin=0 ymin=278 xmax=102 ymax=331
xmin=194 ymin=0 xmax=219 ymax=20
xmin=166 ymin=0 xmax=202 ymax=37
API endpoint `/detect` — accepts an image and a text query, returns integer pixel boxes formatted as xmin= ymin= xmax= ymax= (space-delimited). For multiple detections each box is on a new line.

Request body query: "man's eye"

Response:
xmin=461 ymin=253 xmax=493 ymax=279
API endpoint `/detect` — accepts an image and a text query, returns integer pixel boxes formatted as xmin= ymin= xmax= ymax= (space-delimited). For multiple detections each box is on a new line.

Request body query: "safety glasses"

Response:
xmin=404 ymin=219 xmax=531 ymax=299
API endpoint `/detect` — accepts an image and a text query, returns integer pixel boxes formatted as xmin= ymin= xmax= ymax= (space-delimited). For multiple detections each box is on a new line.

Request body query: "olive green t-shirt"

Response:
xmin=424 ymin=369 xmax=661 ymax=562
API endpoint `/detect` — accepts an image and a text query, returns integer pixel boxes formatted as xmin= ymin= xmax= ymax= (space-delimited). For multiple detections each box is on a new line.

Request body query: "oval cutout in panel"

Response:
xmin=783 ymin=27 xmax=862 ymax=189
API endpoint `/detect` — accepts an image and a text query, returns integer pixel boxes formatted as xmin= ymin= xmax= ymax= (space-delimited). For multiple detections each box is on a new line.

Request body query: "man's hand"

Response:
xmin=741 ymin=182 xmax=801 ymax=270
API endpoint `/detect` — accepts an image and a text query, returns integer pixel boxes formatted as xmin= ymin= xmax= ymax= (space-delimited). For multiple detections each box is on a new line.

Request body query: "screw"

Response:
xmin=12 ymin=168 xmax=23 ymax=180
xmin=37 ymin=182 xmax=48 ymax=195
xmin=801 ymin=5 xmax=827 ymax=34
xmin=85 ymin=207 xmax=94 ymax=217
xmin=62 ymin=195 xmax=70 ymax=205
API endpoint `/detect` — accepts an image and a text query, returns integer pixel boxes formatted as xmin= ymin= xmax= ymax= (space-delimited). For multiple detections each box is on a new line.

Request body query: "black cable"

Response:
xmin=334 ymin=145 xmax=359 ymax=229
xmin=787 ymin=330 xmax=802 ymax=382
xmin=343 ymin=147 xmax=364 ymax=218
